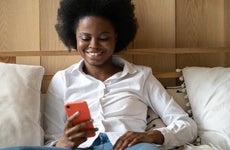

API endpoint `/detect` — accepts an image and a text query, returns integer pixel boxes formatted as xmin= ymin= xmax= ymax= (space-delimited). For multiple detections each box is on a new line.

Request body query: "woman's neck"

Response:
xmin=83 ymin=61 xmax=122 ymax=81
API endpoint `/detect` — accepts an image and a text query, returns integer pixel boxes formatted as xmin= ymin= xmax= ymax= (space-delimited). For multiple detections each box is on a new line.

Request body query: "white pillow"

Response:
xmin=182 ymin=67 xmax=230 ymax=150
xmin=0 ymin=62 xmax=45 ymax=148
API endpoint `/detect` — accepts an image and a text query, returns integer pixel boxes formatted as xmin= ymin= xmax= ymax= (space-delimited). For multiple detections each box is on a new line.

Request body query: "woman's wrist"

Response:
xmin=147 ymin=130 xmax=164 ymax=145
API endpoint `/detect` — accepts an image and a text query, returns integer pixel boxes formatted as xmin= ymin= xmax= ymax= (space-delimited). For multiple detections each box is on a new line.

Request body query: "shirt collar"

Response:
xmin=70 ymin=56 xmax=137 ymax=75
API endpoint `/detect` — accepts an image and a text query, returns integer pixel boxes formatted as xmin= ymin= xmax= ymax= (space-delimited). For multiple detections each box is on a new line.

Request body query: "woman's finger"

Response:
xmin=68 ymin=127 xmax=98 ymax=141
xmin=66 ymin=119 xmax=97 ymax=138
xmin=66 ymin=111 xmax=80 ymax=126
xmin=113 ymin=133 xmax=129 ymax=149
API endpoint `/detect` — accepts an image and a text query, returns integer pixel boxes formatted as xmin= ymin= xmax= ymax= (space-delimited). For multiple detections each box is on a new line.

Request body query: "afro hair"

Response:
xmin=55 ymin=0 xmax=138 ymax=52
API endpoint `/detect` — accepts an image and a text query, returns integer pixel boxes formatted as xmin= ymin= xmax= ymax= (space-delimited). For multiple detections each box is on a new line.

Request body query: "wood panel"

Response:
xmin=176 ymin=0 xmax=227 ymax=69
xmin=133 ymin=0 xmax=175 ymax=48
xmin=39 ymin=0 xmax=81 ymax=75
xmin=39 ymin=0 xmax=66 ymax=51
xmin=225 ymin=0 xmax=230 ymax=66
xmin=0 ymin=57 xmax=16 ymax=63
xmin=176 ymin=0 xmax=225 ymax=47
xmin=177 ymin=53 xmax=228 ymax=68
xmin=132 ymin=0 xmax=176 ymax=86
xmin=225 ymin=0 xmax=230 ymax=47
xmin=0 ymin=0 xmax=40 ymax=65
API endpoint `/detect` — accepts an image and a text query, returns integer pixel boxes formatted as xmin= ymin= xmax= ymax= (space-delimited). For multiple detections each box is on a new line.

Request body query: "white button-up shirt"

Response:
xmin=44 ymin=57 xmax=197 ymax=149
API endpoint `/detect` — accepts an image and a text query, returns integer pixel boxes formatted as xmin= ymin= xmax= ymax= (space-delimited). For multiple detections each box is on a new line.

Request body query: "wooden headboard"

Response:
xmin=1 ymin=48 xmax=230 ymax=93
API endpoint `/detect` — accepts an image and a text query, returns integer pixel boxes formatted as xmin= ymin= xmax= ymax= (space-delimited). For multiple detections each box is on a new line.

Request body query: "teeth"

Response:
xmin=90 ymin=53 xmax=99 ymax=56
xmin=87 ymin=52 xmax=102 ymax=56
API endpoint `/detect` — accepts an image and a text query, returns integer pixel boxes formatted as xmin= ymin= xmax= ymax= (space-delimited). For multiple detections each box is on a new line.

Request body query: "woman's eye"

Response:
xmin=79 ymin=36 xmax=90 ymax=41
xmin=99 ymin=36 xmax=109 ymax=41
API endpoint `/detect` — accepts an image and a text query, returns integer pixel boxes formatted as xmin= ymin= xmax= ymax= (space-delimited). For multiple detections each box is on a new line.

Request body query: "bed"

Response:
xmin=0 ymin=48 xmax=230 ymax=150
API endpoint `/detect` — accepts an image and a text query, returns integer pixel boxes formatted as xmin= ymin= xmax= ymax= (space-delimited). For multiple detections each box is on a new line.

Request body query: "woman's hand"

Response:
xmin=113 ymin=130 xmax=164 ymax=150
xmin=55 ymin=112 xmax=98 ymax=148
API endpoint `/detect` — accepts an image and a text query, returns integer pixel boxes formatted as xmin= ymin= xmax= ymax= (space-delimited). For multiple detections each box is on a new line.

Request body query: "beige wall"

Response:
xmin=0 ymin=0 xmax=229 ymax=85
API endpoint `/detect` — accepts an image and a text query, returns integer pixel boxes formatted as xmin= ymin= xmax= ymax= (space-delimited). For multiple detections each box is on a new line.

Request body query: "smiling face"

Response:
xmin=76 ymin=16 xmax=117 ymax=69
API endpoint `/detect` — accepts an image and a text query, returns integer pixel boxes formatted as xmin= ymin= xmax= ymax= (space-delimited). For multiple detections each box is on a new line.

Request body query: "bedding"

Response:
xmin=0 ymin=62 xmax=44 ymax=148
xmin=182 ymin=67 xmax=230 ymax=150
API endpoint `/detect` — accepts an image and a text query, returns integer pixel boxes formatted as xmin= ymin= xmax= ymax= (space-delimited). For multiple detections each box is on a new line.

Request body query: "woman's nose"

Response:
xmin=89 ymin=38 xmax=99 ymax=49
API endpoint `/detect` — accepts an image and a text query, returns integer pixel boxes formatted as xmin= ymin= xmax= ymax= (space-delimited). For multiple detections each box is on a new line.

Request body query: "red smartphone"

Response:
xmin=64 ymin=101 xmax=95 ymax=137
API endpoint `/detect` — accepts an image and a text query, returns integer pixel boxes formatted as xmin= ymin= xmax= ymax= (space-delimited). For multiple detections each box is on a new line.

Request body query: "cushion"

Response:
xmin=182 ymin=67 xmax=230 ymax=149
xmin=0 ymin=62 xmax=45 ymax=148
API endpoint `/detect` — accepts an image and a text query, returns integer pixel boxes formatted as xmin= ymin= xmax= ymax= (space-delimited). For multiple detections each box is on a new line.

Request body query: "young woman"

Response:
xmin=43 ymin=0 xmax=197 ymax=149
xmin=1 ymin=0 xmax=197 ymax=150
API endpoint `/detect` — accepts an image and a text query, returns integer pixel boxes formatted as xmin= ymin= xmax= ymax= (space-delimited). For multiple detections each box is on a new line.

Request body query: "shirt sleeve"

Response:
xmin=144 ymin=68 xmax=197 ymax=149
xmin=43 ymin=71 xmax=67 ymax=146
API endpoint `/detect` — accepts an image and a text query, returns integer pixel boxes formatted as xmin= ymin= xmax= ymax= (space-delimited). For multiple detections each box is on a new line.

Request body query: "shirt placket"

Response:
xmin=97 ymin=80 xmax=112 ymax=132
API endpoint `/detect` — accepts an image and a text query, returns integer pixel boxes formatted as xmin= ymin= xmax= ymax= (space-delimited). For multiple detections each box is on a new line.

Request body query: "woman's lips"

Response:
xmin=85 ymin=51 xmax=104 ymax=60
xmin=86 ymin=51 xmax=103 ymax=56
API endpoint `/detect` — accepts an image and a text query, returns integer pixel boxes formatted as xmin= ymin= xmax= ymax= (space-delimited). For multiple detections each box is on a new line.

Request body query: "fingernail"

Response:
xmin=74 ymin=111 xmax=79 ymax=116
